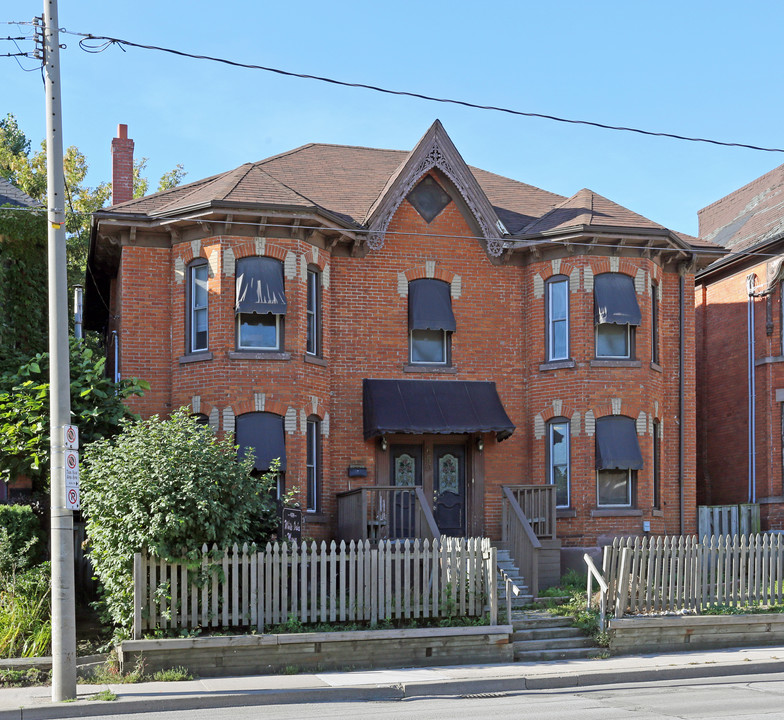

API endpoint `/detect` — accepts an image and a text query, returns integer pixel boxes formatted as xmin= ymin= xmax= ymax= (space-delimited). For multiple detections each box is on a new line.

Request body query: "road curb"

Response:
xmin=3 ymin=660 xmax=784 ymax=718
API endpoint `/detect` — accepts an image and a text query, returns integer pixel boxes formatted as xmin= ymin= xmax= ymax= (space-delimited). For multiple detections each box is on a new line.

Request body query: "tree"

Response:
xmin=80 ymin=410 xmax=278 ymax=634
xmin=0 ymin=338 xmax=148 ymax=494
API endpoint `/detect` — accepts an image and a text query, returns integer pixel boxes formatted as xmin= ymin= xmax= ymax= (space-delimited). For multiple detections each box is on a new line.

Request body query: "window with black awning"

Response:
xmin=235 ymin=412 xmax=287 ymax=472
xmin=595 ymin=415 xmax=643 ymax=470
xmin=235 ymin=257 xmax=287 ymax=315
xmin=594 ymin=273 xmax=641 ymax=326
xmin=408 ymin=279 xmax=456 ymax=332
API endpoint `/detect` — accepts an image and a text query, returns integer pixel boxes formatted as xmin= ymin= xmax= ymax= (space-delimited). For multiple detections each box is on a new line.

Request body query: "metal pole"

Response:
xmin=44 ymin=0 xmax=77 ymax=701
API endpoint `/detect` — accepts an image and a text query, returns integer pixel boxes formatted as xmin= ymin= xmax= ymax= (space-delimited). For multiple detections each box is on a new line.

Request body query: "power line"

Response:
xmin=59 ymin=29 xmax=784 ymax=155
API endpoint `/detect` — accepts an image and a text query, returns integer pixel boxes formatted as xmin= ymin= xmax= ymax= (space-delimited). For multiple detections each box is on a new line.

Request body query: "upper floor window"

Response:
xmin=651 ymin=282 xmax=659 ymax=364
xmin=188 ymin=260 xmax=209 ymax=353
xmin=653 ymin=419 xmax=661 ymax=509
xmin=235 ymin=411 xmax=287 ymax=498
xmin=235 ymin=257 xmax=287 ymax=351
xmin=306 ymin=416 xmax=321 ymax=512
xmin=595 ymin=415 xmax=644 ymax=507
xmin=547 ymin=419 xmax=570 ymax=507
xmin=306 ymin=267 xmax=322 ymax=356
xmin=546 ymin=277 xmax=569 ymax=361
xmin=594 ymin=273 xmax=641 ymax=359
xmin=408 ymin=278 xmax=456 ymax=365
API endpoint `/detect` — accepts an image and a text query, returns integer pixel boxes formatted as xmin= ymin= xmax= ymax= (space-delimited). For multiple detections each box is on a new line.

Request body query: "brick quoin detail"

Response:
xmin=233 ymin=240 xmax=287 ymax=262
xmin=403 ymin=264 xmax=457 ymax=284
xmin=538 ymin=402 xmax=579 ymax=423
xmin=589 ymin=258 xmax=638 ymax=280
xmin=303 ymin=248 xmax=327 ymax=271
xmin=178 ymin=243 xmax=209 ymax=266
xmin=540 ymin=261 xmax=577 ymax=282
xmin=232 ymin=397 xmax=289 ymax=418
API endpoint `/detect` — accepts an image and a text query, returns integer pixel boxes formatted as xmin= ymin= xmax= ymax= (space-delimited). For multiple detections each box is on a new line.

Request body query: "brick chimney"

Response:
xmin=111 ymin=124 xmax=134 ymax=205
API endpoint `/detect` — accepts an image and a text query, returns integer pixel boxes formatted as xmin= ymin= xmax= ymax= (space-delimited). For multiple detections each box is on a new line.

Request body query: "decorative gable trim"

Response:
xmin=365 ymin=120 xmax=505 ymax=256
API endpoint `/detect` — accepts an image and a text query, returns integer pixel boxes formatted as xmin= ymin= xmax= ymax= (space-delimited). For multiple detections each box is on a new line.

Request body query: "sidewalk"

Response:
xmin=3 ymin=645 xmax=784 ymax=719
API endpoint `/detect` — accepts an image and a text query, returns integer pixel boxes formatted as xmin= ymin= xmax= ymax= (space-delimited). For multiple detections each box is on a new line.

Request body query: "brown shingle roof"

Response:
xmin=698 ymin=163 xmax=784 ymax=251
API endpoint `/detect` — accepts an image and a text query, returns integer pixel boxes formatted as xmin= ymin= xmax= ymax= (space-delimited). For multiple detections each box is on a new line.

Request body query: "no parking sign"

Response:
xmin=64 ymin=447 xmax=80 ymax=510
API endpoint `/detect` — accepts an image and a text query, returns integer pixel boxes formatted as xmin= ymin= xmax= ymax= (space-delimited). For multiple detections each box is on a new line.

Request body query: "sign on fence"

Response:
xmin=280 ymin=508 xmax=301 ymax=543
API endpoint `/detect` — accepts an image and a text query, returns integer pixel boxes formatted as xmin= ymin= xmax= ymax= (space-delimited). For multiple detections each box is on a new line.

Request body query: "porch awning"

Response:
xmin=363 ymin=379 xmax=515 ymax=441
xmin=595 ymin=415 xmax=643 ymax=470
xmin=594 ymin=273 xmax=641 ymax=325
xmin=235 ymin=257 xmax=287 ymax=315
xmin=235 ymin=412 xmax=287 ymax=472
xmin=408 ymin=279 xmax=456 ymax=332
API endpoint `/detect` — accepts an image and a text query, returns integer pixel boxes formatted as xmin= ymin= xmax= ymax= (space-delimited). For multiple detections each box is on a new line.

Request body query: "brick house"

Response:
xmin=86 ymin=121 xmax=716 ymax=559
xmin=696 ymin=162 xmax=784 ymax=529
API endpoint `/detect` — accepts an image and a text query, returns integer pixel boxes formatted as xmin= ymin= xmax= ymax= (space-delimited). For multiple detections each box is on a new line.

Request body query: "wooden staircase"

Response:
xmin=496 ymin=547 xmax=533 ymax=608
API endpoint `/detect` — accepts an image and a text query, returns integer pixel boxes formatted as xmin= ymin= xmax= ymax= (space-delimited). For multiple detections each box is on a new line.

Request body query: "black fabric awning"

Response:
xmin=595 ymin=415 xmax=643 ymax=470
xmin=363 ymin=379 xmax=514 ymax=441
xmin=594 ymin=273 xmax=641 ymax=326
xmin=235 ymin=412 xmax=287 ymax=472
xmin=408 ymin=279 xmax=456 ymax=332
xmin=235 ymin=257 xmax=287 ymax=314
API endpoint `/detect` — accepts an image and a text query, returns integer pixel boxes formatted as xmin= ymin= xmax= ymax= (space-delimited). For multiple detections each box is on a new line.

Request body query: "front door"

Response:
xmin=389 ymin=445 xmax=422 ymax=538
xmin=433 ymin=444 xmax=466 ymax=536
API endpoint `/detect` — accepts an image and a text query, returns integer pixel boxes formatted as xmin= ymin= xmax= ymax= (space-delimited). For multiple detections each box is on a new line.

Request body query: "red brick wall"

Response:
xmin=113 ymin=181 xmax=696 ymax=545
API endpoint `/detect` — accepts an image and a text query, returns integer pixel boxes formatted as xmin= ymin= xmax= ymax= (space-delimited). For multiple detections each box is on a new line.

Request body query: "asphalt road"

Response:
xmin=93 ymin=672 xmax=784 ymax=720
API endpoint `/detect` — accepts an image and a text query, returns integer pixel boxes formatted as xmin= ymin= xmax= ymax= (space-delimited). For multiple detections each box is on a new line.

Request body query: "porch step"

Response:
xmin=508 ymin=611 xmax=602 ymax=662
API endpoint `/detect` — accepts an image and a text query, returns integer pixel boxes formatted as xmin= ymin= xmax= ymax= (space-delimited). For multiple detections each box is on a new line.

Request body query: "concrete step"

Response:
xmin=514 ymin=646 xmax=603 ymax=662
xmin=510 ymin=613 xmax=574 ymax=630
xmin=511 ymin=626 xmax=587 ymax=642
xmin=512 ymin=635 xmax=596 ymax=652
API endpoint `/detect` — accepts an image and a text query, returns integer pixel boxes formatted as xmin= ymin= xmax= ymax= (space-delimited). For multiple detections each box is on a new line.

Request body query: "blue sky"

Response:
xmin=4 ymin=1 xmax=784 ymax=236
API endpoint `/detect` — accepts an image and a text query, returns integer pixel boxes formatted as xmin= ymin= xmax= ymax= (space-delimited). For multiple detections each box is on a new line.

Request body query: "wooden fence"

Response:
xmin=697 ymin=504 xmax=760 ymax=538
xmin=133 ymin=537 xmax=496 ymax=639
xmin=601 ymin=534 xmax=784 ymax=617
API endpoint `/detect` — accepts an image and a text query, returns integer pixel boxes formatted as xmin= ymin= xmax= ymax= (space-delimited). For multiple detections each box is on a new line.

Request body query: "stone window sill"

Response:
xmin=756 ymin=356 xmax=784 ymax=367
xmin=591 ymin=508 xmax=643 ymax=517
xmin=304 ymin=354 xmax=327 ymax=367
xmin=590 ymin=359 xmax=642 ymax=368
xmin=650 ymin=362 xmax=662 ymax=372
xmin=403 ymin=364 xmax=458 ymax=374
xmin=556 ymin=508 xmax=576 ymax=519
xmin=539 ymin=359 xmax=575 ymax=372
xmin=652 ymin=509 xmax=664 ymax=517
xmin=179 ymin=351 xmax=214 ymax=364
xmin=304 ymin=512 xmax=329 ymax=524
xmin=228 ymin=351 xmax=291 ymax=361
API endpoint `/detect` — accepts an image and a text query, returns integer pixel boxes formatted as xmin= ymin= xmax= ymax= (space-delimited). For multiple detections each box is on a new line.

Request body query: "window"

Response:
xmin=546 ymin=277 xmax=569 ymax=361
xmin=653 ymin=420 xmax=661 ymax=509
xmin=306 ymin=417 xmax=321 ymax=512
xmin=408 ymin=279 xmax=456 ymax=365
xmin=306 ymin=268 xmax=321 ymax=356
xmin=595 ymin=415 xmax=644 ymax=508
xmin=547 ymin=419 xmax=570 ymax=507
xmin=594 ymin=273 xmax=641 ymax=359
xmin=407 ymin=175 xmax=452 ymax=223
xmin=235 ymin=411 xmax=286 ymax=498
xmin=651 ymin=282 xmax=659 ymax=364
xmin=188 ymin=261 xmax=209 ymax=353
xmin=235 ymin=257 xmax=287 ymax=350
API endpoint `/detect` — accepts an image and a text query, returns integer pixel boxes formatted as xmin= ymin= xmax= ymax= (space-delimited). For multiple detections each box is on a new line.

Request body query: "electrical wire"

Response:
xmin=58 ymin=29 xmax=784 ymax=155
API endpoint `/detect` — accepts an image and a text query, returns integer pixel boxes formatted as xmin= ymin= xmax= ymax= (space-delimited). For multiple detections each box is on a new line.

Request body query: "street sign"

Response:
xmin=66 ymin=486 xmax=80 ymax=511
xmin=64 ymin=424 xmax=78 ymax=450
xmin=64 ymin=449 xmax=79 ymax=486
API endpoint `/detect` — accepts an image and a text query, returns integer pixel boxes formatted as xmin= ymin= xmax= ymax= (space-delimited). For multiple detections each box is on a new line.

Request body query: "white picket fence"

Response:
xmin=133 ymin=538 xmax=497 ymax=639
xmin=601 ymin=534 xmax=784 ymax=617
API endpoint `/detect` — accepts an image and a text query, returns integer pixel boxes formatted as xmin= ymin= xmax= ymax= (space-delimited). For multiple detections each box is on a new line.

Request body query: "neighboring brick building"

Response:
xmin=86 ymin=121 xmax=716 ymax=548
xmin=696 ymin=163 xmax=784 ymax=529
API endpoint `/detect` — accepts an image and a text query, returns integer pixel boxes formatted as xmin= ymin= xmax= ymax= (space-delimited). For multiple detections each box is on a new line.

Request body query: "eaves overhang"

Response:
xmin=696 ymin=233 xmax=784 ymax=284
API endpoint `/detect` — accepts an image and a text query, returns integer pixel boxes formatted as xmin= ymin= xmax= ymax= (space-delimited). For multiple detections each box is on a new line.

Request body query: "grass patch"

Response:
xmin=0 ymin=563 xmax=51 ymax=659
xmin=0 ymin=667 xmax=50 ymax=687
xmin=88 ymin=689 xmax=117 ymax=702
xmin=151 ymin=666 xmax=192 ymax=682
xmin=81 ymin=653 xmax=194 ymax=684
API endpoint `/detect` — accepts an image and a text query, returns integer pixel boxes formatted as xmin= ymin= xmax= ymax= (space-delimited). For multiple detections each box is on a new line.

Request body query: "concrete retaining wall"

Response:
xmin=118 ymin=625 xmax=513 ymax=677
xmin=609 ymin=614 xmax=784 ymax=654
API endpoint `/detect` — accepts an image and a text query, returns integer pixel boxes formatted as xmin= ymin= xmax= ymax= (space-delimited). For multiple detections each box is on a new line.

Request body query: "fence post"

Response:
xmin=489 ymin=545 xmax=498 ymax=625
xmin=615 ymin=547 xmax=631 ymax=619
xmin=133 ymin=552 xmax=143 ymax=640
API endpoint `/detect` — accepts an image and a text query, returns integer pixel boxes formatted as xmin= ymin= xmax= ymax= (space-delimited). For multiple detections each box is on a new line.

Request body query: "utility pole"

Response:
xmin=43 ymin=0 xmax=77 ymax=701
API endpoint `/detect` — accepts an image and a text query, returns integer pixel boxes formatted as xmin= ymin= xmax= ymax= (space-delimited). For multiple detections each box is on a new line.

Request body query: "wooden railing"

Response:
xmin=132 ymin=538 xmax=495 ymax=638
xmin=602 ymin=533 xmax=784 ymax=617
xmin=336 ymin=486 xmax=440 ymax=542
xmin=502 ymin=485 xmax=557 ymax=539
xmin=501 ymin=486 xmax=541 ymax=598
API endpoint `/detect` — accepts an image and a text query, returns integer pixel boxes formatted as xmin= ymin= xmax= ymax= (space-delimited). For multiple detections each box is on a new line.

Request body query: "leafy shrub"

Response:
xmin=0 ymin=562 xmax=51 ymax=658
xmin=0 ymin=505 xmax=43 ymax=574
xmin=81 ymin=409 xmax=278 ymax=634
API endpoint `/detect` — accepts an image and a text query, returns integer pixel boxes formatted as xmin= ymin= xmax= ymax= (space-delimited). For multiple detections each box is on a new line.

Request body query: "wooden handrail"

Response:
xmin=501 ymin=486 xmax=541 ymax=598
xmin=584 ymin=552 xmax=608 ymax=631
xmin=414 ymin=486 xmax=441 ymax=540
xmin=502 ymin=487 xmax=542 ymax=550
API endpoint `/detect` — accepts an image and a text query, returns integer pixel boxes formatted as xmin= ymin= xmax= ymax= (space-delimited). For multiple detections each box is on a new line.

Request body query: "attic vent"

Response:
xmin=407 ymin=176 xmax=451 ymax=223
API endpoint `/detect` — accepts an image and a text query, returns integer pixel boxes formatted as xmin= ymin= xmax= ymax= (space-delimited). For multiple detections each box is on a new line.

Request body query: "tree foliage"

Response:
xmin=0 ymin=338 xmax=148 ymax=493
xmin=80 ymin=410 xmax=278 ymax=633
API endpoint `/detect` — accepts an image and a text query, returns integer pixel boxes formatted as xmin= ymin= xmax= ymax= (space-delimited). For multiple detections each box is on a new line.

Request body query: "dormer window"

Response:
xmin=407 ymin=176 xmax=451 ymax=223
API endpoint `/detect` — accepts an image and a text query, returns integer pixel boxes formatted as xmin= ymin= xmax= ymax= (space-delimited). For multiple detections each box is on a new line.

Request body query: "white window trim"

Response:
xmin=596 ymin=469 xmax=633 ymax=508
xmin=189 ymin=263 xmax=209 ymax=354
xmin=548 ymin=421 xmax=570 ymax=508
xmin=409 ymin=328 xmax=448 ymax=365
xmin=595 ymin=323 xmax=632 ymax=359
xmin=237 ymin=313 xmax=281 ymax=351
xmin=547 ymin=278 xmax=569 ymax=361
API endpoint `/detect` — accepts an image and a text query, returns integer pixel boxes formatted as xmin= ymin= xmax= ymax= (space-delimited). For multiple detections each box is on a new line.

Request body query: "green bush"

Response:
xmin=0 ymin=562 xmax=51 ymax=658
xmin=0 ymin=505 xmax=42 ymax=574
xmin=81 ymin=409 xmax=278 ymax=635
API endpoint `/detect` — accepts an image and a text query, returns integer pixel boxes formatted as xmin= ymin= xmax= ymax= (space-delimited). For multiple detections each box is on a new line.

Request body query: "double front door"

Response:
xmin=389 ymin=440 xmax=467 ymax=537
